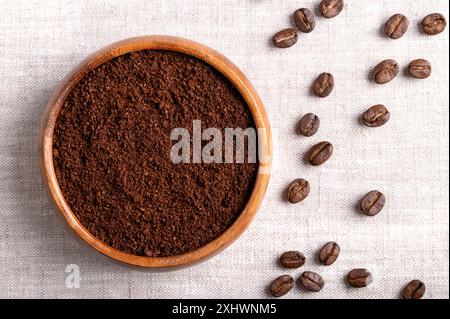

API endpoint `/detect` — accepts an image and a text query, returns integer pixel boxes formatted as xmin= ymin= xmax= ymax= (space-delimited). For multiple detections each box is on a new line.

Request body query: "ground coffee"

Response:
xmin=53 ymin=50 xmax=258 ymax=257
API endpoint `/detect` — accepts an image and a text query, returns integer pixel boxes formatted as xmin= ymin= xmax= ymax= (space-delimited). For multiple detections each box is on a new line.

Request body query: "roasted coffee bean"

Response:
xmin=318 ymin=241 xmax=340 ymax=266
xmin=308 ymin=141 xmax=333 ymax=166
xmin=299 ymin=271 xmax=325 ymax=292
xmin=298 ymin=113 xmax=320 ymax=136
xmin=287 ymin=179 xmax=310 ymax=203
xmin=372 ymin=59 xmax=399 ymax=84
xmin=362 ymin=104 xmax=390 ymax=127
xmin=384 ymin=14 xmax=409 ymax=39
xmin=313 ymin=73 xmax=334 ymax=97
xmin=402 ymin=280 xmax=426 ymax=299
xmin=294 ymin=8 xmax=316 ymax=33
xmin=270 ymin=275 xmax=294 ymax=297
xmin=408 ymin=59 xmax=432 ymax=79
xmin=361 ymin=190 xmax=385 ymax=216
xmin=273 ymin=28 xmax=298 ymax=48
xmin=319 ymin=0 xmax=344 ymax=19
xmin=280 ymin=251 xmax=306 ymax=268
xmin=422 ymin=13 xmax=447 ymax=35
xmin=347 ymin=269 xmax=372 ymax=288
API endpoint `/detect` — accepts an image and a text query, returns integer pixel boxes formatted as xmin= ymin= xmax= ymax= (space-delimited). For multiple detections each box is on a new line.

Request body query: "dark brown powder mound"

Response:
xmin=53 ymin=50 xmax=258 ymax=257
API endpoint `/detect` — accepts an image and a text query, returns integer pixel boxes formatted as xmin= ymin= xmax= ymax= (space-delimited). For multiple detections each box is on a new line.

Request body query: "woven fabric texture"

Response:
xmin=0 ymin=0 xmax=448 ymax=298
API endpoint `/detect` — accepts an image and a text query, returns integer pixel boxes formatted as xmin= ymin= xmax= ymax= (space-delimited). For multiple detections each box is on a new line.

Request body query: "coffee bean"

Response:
xmin=372 ymin=59 xmax=399 ymax=84
xmin=287 ymin=179 xmax=310 ymax=203
xmin=408 ymin=59 xmax=432 ymax=79
xmin=269 ymin=275 xmax=294 ymax=297
xmin=280 ymin=251 xmax=306 ymax=268
xmin=294 ymin=8 xmax=316 ymax=33
xmin=384 ymin=14 xmax=409 ymax=39
xmin=402 ymin=280 xmax=426 ymax=299
xmin=299 ymin=271 xmax=325 ymax=292
xmin=362 ymin=104 xmax=390 ymax=127
xmin=313 ymin=73 xmax=334 ymax=97
xmin=422 ymin=13 xmax=446 ymax=35
xmin=273 ymin=28 xmax=298 ymax=48
xmin=308 ymin=141 xmax=333 ymax=166
xmin=360 ymin=190 xmax=385 ymax=216
xmin=319 ymin=0 xmax=344 ymax=19
xmin=318 ymin=241 xmax=340 ymax=266
xmin=298 ymin=113 xmax=320 ymax=137
xmin=347 ymin=269 xmax=372 ymax=288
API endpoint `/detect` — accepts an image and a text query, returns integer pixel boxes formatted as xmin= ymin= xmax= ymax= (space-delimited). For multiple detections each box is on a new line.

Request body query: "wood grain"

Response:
xmin=40 ymin=35 xmax=272 ymax=269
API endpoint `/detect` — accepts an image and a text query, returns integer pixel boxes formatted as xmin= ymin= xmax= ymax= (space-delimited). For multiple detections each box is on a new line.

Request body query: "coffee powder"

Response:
xmin=53 ymin=50 xmax=258 ymax=257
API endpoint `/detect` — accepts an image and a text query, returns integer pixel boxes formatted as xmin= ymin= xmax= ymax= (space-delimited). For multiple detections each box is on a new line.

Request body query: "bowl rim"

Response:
xmin=40 ymin=35 xmax=272 ymax=269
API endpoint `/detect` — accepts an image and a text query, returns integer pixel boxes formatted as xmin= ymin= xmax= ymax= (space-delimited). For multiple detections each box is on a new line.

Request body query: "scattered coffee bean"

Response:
xmin=360 ymin=190 xmax=385 ymax=216
xmin=384 ymin=14 xmax=409 ymax=39
xmin=298 ymin=113 xmax=320 ymax=137
xmin=313 ymin=73 xmax=334 ymax=97
xmin=347 ymin=269 xmax=372 ymax=288
xmin=299 ymin=271 xmax=325 ymax=292
xmin=422 ymin=13 xmax=447 ymax=35
xmin=280 ymin=251 xmax=306 ymax=268
xmin=294 ymin=8 xmax=316 ymax=33
xmin=318 ymin=241 xmax=340 ymax=266
xmin=408 ymin=59 xmax=432 ymax=79
xmin=270 ymin=275 xmax=294 ymax=297
xmin=372 ymin=59 xmax=399 ymax=84
xmin=319 ymin=0 xmax=344 ymax=19
xmin=402 ymin=280 xmax=426 ymax=299
xmin=287 ymin=179 xmax=310 ymax=203
xmin=362 ymin=104 xmax=390 ymax=127
xmin=272 ymin=28 xmax=298 ymax=48
xmin=308 ymin=141 xmax=333 ymax=166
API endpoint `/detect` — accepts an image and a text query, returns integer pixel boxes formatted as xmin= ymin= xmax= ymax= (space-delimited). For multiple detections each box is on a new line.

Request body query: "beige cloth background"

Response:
xmin=0 ymin=0 xmax=448 ymax=299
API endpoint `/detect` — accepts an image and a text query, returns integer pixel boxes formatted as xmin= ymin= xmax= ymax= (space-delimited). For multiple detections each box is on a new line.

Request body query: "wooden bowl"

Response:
xmin=40 ymin=35 xmax=272 ymax=269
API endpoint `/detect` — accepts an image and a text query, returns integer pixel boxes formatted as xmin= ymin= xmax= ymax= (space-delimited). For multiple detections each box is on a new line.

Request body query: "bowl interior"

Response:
xmin=41 ymin=35 xmax=271 ymax=268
